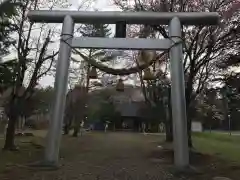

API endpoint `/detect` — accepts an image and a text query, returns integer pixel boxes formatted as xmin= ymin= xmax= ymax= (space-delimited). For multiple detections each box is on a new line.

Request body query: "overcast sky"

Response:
xmin=39 ymin=0 xmax=121 ymax=87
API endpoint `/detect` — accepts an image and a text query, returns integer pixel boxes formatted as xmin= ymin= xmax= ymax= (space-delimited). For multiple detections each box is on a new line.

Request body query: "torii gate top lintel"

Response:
xmin=28 ymin=10 xmax=219 ymax=25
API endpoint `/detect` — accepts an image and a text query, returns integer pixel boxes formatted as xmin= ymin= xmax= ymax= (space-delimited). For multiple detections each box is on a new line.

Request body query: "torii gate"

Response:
xmin=27 ymin=10 xmax=219 ymax=169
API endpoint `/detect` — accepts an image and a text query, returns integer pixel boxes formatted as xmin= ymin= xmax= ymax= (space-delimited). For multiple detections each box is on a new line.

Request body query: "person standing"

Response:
xmin=104 ymin=122 xmax=108 ymax=133
xmin=159 ymin=122 xmax=165 ymax=133
xmin=80 ymin=120 xmax=84 ymax=136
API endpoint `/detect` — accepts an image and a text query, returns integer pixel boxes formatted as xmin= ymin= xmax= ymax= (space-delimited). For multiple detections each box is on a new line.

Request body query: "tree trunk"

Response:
xmin=185 ymin=73 xmax=195 ymax=148
xmin=185 ymin=99 xmax=193 ymax=148
xmin=72 ymin=113 xmax=82 ymax=137
xmin=165 ymin=87 xmax=173 ymax=142
xmin=71 ymin=91 xmax=88 ymax=137
xmin=72 ymin=118 xmax=79 ymax=137
xmin=72 ymin=128 xmax=79 ymax=137
xmin=113 ymin=123 xmax=116 ymax=131
xmin=165 ymin=122 xmax=173 ymax=142
xmin=63 ymin=114 xmax=72 ymax=135
xmin=165 ymin=102 xmax=173 ymax=142
xmin=72 ymin=114 xmax=84 ymax=137
xmin=63 ymin=122 xmax=70 ymax=135
xmin=21 ymin=116 xmax=25 ymax=130
xmin=72 ymin=61 xmax=90 ymax=137
xmin=187 ymin=119 xmax=192 ymax=147
xmin=3 ymin=114 xmax=18 ymax=150
xmin=186 ymin=105 xmax=193 ymax=148
xmin=3 ymin=97 xmax=20 ymax=150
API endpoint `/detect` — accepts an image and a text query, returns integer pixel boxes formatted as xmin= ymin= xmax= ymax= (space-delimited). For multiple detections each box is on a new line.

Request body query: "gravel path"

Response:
xmin=1 ymin=132 xmax=239 ymax=180
xmin=56 ymin=133 xmax=174 ymax=180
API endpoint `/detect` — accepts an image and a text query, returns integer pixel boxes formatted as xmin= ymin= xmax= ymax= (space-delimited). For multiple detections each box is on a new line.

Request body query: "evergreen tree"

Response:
xmin=0 ymin=0 xmax=21 ymax=93
xmin=80 ymin=23 xmax=112 ymax=38
xmin=0 ymin=60 xmax=17 ymax=92
xmin=73 ymin=23 xmax=113 ymax=64
xmin=0 ymin=0 xmax=19 ymax=58
xmin=67 ymin=23 xmax=114 ymax=136
xmin=78 ymin=23 xmax=112 ymax=60
xmin=73 ymin=22 xmax=112 ymax=83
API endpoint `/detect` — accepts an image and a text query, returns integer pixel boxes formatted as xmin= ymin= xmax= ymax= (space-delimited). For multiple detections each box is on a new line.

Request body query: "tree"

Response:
xmin=0 ymin=1 xmax=21 ymax=99
xmin=64 ymin=85 xmax=88 ymax=136
xmin=0 ymin=0 xmax=20 ymax=58
xmin=215 ymin=27 xmax=240 ymax=131
xmin=143 ymin=71 xmax=174 ymax=140
xmin=97 ymin=99 xmax=118 ymax=123
xmin=87 ymin=89 xmax=121 ymax=130
xmin=220 ymin=74 xmax=240 ymax=131
xmin=113 ymin=0 xmax=240 ymax=147
xmin=70 ymin=22 xmax=112 ymax=85
xmin=23 ymin=87 xmax=54 ymax=117
xmin=0 ymin=60 xmax=17 ymax=93
xmin=65 ymin=22 xmax=116 ymax=136
xmin=3 ymin=0 xmax=69 ymax=150
xmin=193 ymin=88 xmax=224 ymax=131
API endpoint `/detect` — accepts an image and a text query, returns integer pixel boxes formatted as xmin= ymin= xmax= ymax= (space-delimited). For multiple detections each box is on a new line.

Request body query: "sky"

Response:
xmin=39 ymin=0 xmax=121 ymax=87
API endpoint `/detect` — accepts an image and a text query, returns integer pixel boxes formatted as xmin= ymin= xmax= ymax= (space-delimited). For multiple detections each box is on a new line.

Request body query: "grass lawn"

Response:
xmin=193 ymin=132 xmax=240 ymax=163
xmin=0 ymin=132 xmax=45 ymax=173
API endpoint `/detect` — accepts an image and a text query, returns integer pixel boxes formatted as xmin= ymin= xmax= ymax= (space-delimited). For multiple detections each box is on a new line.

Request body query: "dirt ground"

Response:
xmin=0 ymin=132 xmax=239 ymax=180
